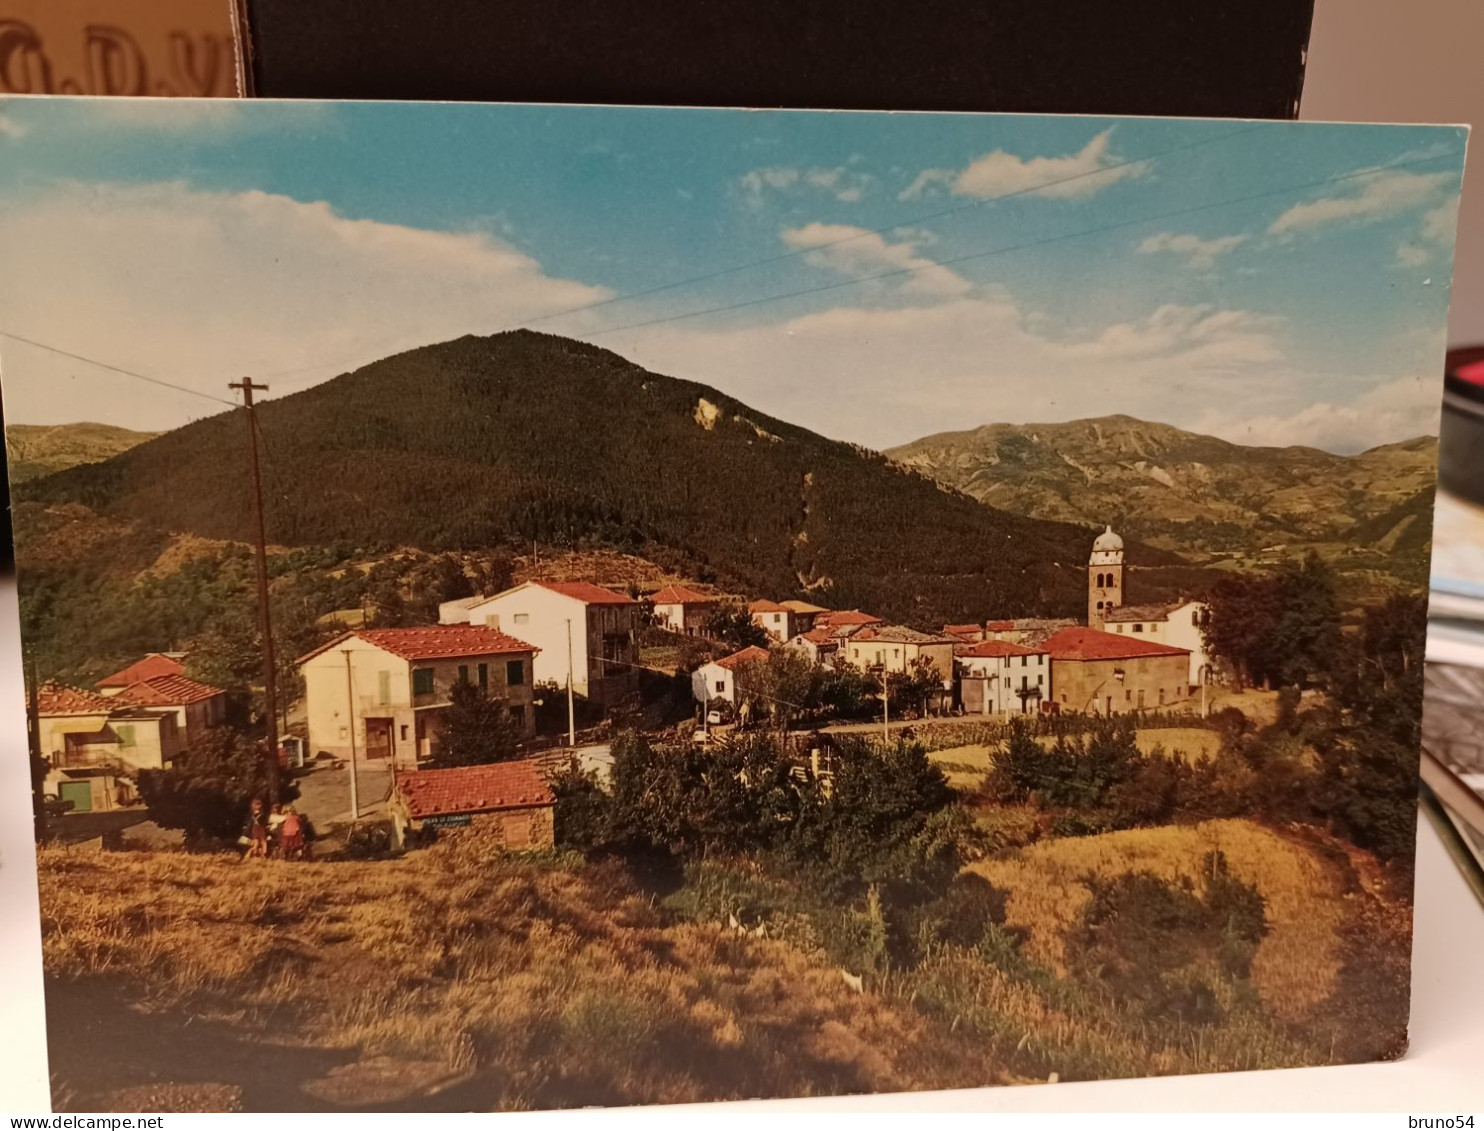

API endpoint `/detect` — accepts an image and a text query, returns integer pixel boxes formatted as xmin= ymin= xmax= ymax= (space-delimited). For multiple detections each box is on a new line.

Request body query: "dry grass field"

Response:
xmin=37 ymin=807 xmax=1411 ymax=1112
xmin=929 ymin=728 xmax=1223 ymax=792
xmin=968 ymin=819 xmax=1349 ymax=1017
xmin=37 ymin=842 xmax=996 ymax=1112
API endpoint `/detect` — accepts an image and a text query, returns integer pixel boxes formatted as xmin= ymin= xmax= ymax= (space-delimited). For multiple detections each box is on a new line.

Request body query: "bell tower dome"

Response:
xmin=1088 ymin=524 xmax=1125 ymax=630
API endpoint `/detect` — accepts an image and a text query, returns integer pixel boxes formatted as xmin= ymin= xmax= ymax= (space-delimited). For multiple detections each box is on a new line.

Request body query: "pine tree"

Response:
xmin=430 ymin=678 xmax=521 ymax=767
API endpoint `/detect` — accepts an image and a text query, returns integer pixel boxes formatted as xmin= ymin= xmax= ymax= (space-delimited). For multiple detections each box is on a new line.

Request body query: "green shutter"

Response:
xmin=478 ymin=663 xmax=489 ymax=690
xmin=377 ymin=671 xmax=391 ymax=705
xmin=413 ymin=668 xmax=434 ymax=695
xmin=458 ymin=664 xmax=469 ymax=684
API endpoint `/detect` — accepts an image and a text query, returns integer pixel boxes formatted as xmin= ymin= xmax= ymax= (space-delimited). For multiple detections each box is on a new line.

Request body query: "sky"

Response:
xmin=0 ymin=98 xmax=1468 ymax=454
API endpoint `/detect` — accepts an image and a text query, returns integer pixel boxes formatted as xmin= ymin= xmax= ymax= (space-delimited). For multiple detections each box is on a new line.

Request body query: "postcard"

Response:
xmin=0 ymin=98 xmax=1466 ymax=1112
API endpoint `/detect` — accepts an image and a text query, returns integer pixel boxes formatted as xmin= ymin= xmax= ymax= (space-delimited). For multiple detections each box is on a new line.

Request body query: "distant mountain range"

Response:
xmin=886 ymin=416 xmax=1437 ymax=565
xmin=13 ymin=332 xmax=1210 ymax=628
xmin=5 ymin=422 xmax=159 ymax=483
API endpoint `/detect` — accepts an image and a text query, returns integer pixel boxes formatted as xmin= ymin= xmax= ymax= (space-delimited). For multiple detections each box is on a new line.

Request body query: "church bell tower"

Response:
xmin=1088 ymin=524 xmax=1124 ymax=630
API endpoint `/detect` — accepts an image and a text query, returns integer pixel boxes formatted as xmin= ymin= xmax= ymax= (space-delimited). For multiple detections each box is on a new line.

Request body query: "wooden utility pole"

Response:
xmin=565 ymin=618 xmax=577 ymax=747
xmin=341 ymin=649 xmax=360 ymax=822
xmin=25 ymin=653 xmax=47 ymax=843
xmin=229 ymin=378 xmax=280 ymax=806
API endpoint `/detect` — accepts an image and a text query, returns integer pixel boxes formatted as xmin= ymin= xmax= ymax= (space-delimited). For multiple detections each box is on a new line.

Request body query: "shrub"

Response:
xmin=136 ymin=727 xmax=297 ymax=848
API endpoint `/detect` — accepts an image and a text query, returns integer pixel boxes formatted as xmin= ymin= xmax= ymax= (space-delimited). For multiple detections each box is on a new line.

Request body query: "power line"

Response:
xmin=581 ymin=153 xmax=1452 ymax=339
xmin=0 ymin=329 xmax=237 ymax=407
xmin=496 ymin=124 xmax=1268 ymax=335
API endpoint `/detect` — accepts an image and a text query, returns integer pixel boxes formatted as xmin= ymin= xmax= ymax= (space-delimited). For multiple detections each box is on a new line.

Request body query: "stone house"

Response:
xmin=1042 ymin=627 xmax=1191 ymax=716
xmin=391 ymin=759 xmax=555 ymax=850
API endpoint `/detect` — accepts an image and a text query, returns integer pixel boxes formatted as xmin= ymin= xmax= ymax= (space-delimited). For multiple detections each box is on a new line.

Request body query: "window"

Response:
xmin=1137 ymin=689 xmax=1145 ymax=708
xmin=400 ymin=724 xmax=409 ymax=741
xmin=1037 ymin=674 xmax=1044 ymax=686
xmin=509 ymin=706 xmax=523 ymax=722
xmin=716 ymin=680 xmax=726 ymax=693
xmin=506 ymin=659 xmax=525 ymax=686
xmin=1133 ymin=623 xmax=1144 ymax=633
xmin=116 ymin=724 xmax=136 ymax=748
xmin=412 ymin=667 xmax=434 ymax=696
xmin=1158 ymin=688 xmax=1166 ymax=706
xmin=1021 ymin=655 xmax=1027 ymax=667
xmin=1192 ymin=610 xmax=1200 ymax=626
xmin=478 ymin=663 xmax=489 ymax=690
xmin=513 ymin=612 xmax=529 ymax=625
xmin=1115 ymin=625 xmax=1124 ymax=633
xmin=377 ymin=671 xmax=391 ymax=706
xmin=458 ymin=664 xmax=469 ymax=684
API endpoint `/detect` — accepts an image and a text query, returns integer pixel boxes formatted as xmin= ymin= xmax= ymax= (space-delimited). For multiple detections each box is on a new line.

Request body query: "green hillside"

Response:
xmin=5 ymin=422 xmax=160 ymax=483
xmin=885 ymin=416 xmax=1438 ymax=566
xmin=16 ymin=332 xmax=1199 ymax=628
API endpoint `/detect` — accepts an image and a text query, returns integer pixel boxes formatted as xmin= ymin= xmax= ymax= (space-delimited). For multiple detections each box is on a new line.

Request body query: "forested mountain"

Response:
xmin=5 ymin=422 xmax=160 ymax=483
xmin=886 ymin=416 xmax=1437 ymax=562
xmin=15 ymin=332 xmax=1201 ymax=628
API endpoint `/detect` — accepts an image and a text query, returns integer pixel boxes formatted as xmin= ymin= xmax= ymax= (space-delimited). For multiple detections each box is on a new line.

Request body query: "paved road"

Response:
xmin=292 ymin=758 xmax=394 ymax=827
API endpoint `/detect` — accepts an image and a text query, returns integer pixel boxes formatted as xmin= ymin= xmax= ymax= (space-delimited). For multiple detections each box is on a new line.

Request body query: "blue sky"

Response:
xmin=0 ymin=98 xmax=1467 ymax=452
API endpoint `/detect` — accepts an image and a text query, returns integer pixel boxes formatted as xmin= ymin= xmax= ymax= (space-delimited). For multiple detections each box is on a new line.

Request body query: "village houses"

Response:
xmin=749 ymin=599 xmax=798 ymax=642
xmin=691 ymin=644 xmax=770 ymax=709
xmin=299 ymin=625 xmax=538 ymax=767
xmin=444 ymin=580 xmax=640 ymax=706
xmin=1103 ymin=600 xmax=1213 ymax=687
xmin=785 ymin=625 xmax=842 ymax=666
xmin=649 ymin=584 xmax=717 ymax=635
xmin=36 ymin=681 xmax=182 ymax=813
xmin=843 ymin=625 xmax=957 ymax=684
xmin=958 ymin=640 xmax=1051 ymax=716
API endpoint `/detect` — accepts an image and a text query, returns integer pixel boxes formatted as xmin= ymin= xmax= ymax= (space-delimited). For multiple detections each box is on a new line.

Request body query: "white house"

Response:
xmin=35 ymin=682 xmax=181 ymax=778
xmin=749 ymin=599 xmax=797 ymax=642
xmin=113 ymin=672 xmax=227 ymax=750
xmin=691 ymin=645 xmax=769 ymax=707
xmin=299 ymin=625 xmax=538 ymax=767
xmin=650 ymin=585 xmax=717 ymax=635
xmin=453 ymin=580 xmax=640 ymax=706
xmin=1103 ymin=600 xmax=1213 ymax=687
xmin=785 ymin=626 xmax=841 ymax=666
xmin=958 ymin=640 xmax=1051 ymax=715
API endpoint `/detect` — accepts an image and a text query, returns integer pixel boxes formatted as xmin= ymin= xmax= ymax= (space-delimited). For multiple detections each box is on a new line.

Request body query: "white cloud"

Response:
xmin=0 ymin=109 xmax=27 ymax=139
xmin=1192 ymin=374 xmax=1441 ymax=453
xmin=1137 ymin=231 xmax=1248 ymax=270
xmin=900 ymin=129 xmax=1145 ymax=202
xmin=1422 ymin=199 xmax=1460 ymax=243
xmin=739 ymin=164 xmax=874 ymax=207
xmin=1268 ymin=169 xmax=1453 ymax=235
xmin=0 ymin=181 xmax=608 ymax=430
xmin=1395 ymin=242 xmax=1431 ymax=269
xmin=779 ymin=223 xmax=972 ymax=296
xmin=604 ymin=298 xmax=1319 ymax=450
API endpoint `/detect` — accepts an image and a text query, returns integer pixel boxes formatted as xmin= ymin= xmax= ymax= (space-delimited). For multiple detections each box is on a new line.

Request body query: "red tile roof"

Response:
xmin=1042 ymin=627 xmax=1190 ymax=662
xmin=816 ymin=609 xmax=882 ymax=628
xmin=299 ymin=626 xmax=539 ymax=665
xmin=944 ymin=624 xmax=983 ymax=637
xmin=97 ymin=653 xmax=185 ymax=689
xmin=650 ymin=584 xmax=716 ymax=605
xmin=715 ymin=645 xmax=770 ymax=670
xmin=116 ymin=673 xmax=224 ymax=707
xmin=395 ymin=760 xmax=554 ymax=818
xmin=960 ymin=640 xmax=1045 ymax=658
xmin=749 ymin=599 xmax=788 ymax=613
xmin=797 ymin=627 xmax=840 ymax=645
xmin=37 ymin=682 xmax=116 ymax=716
xmin=531 ymin=580 xmax=636 ymax=605
xmin=781 ymin=600 xmax=828 ymax=615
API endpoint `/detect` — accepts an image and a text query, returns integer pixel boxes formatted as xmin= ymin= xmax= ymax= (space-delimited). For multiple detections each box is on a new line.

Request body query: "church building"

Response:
xmin=1087 ymin=525 xmax=1124 ymax=630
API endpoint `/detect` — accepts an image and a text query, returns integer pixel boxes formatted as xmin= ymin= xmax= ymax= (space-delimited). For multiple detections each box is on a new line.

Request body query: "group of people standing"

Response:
xmin=242 ymin=798 xmax=312 ymax=860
